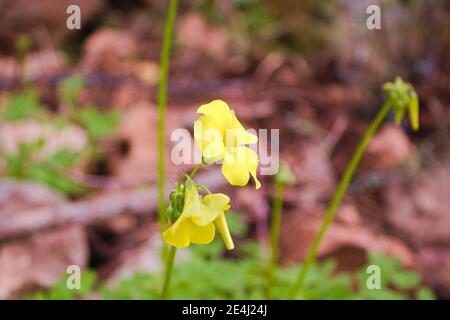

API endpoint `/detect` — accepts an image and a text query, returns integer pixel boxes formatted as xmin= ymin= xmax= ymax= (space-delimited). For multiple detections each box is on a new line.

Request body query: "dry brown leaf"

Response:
xmin=384 ymin=166 xmax=450 ymax=246
xmin=363 ymin=125 xmax=416 ymax=171
xmin=282 ymin=142 xmax=336 ymax=209
xmin=279 ymin=205 xmax=415 ymax=271
xmin=0 ymin=225 xmax=88 ymax=299
xmin=81 ymin=29 xmax=138 ymax=75
xmin=177 ymin=13 xmax=230 ymax=62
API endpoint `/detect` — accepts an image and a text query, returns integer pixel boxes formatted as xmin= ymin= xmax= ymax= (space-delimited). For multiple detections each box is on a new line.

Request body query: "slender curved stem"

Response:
xmin=157 ymin=0 xmax=179 ymax=230
xmin=289 ymin=102 xmax=392 ymax=299
xmin=161 ymin=245 xmax=177 ymax=299
xmin=190 ymin=163 xmax=202 ymax=178
xmin=177 ymin=173 xmax=190 ymax=188
xmin=267 ymin=180 xmax=284 ymax=299
xmin=197 ymin=184 xmax=211 ymax=195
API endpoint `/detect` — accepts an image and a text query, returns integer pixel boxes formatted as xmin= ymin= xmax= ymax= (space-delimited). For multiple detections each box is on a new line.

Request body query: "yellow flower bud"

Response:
xmin=383 ymin=77 xmax=420 ymax=131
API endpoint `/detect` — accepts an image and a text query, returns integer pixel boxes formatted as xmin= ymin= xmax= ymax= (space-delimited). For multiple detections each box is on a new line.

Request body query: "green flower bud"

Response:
xmin=167 ymin=187 xmax=185 ymax=221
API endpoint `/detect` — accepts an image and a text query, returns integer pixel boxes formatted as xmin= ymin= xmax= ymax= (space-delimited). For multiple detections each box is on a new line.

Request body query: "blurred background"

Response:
xmin=0 ymin=0 xmax=449 ymax=299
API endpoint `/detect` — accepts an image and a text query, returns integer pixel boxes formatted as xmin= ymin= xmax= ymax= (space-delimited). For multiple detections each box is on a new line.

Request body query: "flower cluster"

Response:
xmin=163 ymin=100 xmax=260 ymax=249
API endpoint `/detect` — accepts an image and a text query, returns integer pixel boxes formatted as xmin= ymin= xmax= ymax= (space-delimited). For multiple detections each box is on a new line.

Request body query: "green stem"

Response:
xmin=161 ymin=245 xmax=177 ymax=299
xmin=267 ymin=180 xmax=284 ymax=299
xmin=289 ymin=102 xmax=392 ymax=299
xmin=157 ymin=0 xmax=179 ymax=231
xmin=190 ymin=163 xmax=202 ymax=178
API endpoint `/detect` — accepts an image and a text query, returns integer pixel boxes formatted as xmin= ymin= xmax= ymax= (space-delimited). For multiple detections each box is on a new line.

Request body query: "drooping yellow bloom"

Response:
xmin=163 ymin=179 xmax=234 ymax=249
xmin=194 ymin=100 xmax=261 ymax=189
xmin=383 ymin=77 xmax=420 ymax=131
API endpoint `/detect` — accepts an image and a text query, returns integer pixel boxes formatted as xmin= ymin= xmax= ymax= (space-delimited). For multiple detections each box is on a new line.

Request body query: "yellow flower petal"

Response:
xmin=181 ymin=179 xmax=201 ymax=216
xmin=194 ymin=99 xmax=262 ymax=189
xmin=190 ymin=222 xmax=216 ymax=245
xmin=194 ymin=116 xmax=225 ymax=164
xmin=190 ymin=203 xmax=222 ymax=227
xmin=222 ymin=158 xmax=249 ymax=187
xmin=215 ymin=213 xmax=234 ymax=250
xmin=162 ymin=219 xmax=192 ymax=248
xmin=202 ymin=193 xmax=230 ymax=211
xmin=202 ymin=193 xmax=233 ymax=249
xmin=222 ymin=146 xmax=261 ymax=189
xmin=182 ymin=179 xmax=220 ymax=226
xmin=408 ymin=97 xmax=419 ymax=131
xmin=196 ymin=100 xmax=233 ymax=134
xmin=162 ymin=178 xmax=235 ymax=249
xmin=229 ymin=110 xmax=258 ymax=145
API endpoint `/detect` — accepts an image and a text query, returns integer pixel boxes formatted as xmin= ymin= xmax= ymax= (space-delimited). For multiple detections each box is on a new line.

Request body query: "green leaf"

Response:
xmin=3 ymin=142 xmax=43 ymax=177
xmin=362 ymin=288 xmax=408 ymax=300
xmin=52 ymin=117 xmax=71 ymax=129
xmin=77 ymin=106 xmax=121 ymax=140
xmin=28 ymin=164 xmax=86 ymax=195
xmin=46 ymin=150 xmax=80 ymax=169
xmin=77 ymin=269 xmax=97 ymax=296
xmin=190 ymin=237 xmax=224 ymax=258
xmin=391 ymin=270 xmax=421 ymax=289
xmin=416 ymin=287 xmax=435 ymax=300
xmin=367 ymin=252 xmax=402 ymax=285
xmin=27 ymin=269 xmax=97 ymax=300
xmin=57 ymin=75 xmax=85 ymax=107
xmin=1 ymin=90 xmax=42 ymax=121
xmin=225 ymin=211 xmax=247 ymax=237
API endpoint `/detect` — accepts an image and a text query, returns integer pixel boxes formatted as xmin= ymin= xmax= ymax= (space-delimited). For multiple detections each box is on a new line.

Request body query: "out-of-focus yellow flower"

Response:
xmin=163 ymin=179 xmax=234 ymax=249
xmin=194 ymin=100 xmax=261 ymax=189
xmin=383 ymin=77 xmax=419 ymax=131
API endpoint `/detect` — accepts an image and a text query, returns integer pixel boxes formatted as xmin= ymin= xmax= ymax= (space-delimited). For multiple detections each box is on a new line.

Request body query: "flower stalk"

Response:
xmin=157 ymin=0 xmax=179 ymax=231
xmin=157 ymin=0 xmax=179 ymax=300
xmin=267 ymin=164 xmax=294 ymax=299
xmin=267 ymin=180 xmax=283 ymax=299
xmin=289 ymin=101 xmax=391 ymax=298
xmin=190 ymin=163 xmax=202 ymax=178
xmin=161 ymin=245 xmax=177 ymax=299
xmin=290 ymin=78 xmax=419 ymax=299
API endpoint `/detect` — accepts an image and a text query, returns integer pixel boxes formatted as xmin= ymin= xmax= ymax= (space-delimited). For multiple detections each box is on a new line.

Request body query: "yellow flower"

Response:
xmin=383 ymin=77 xmax=419 ymax=131
xmin=163 ymin=179 xmax=234 ymax=250
xmin=194 ymin=100 xmax=261 ymax=189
